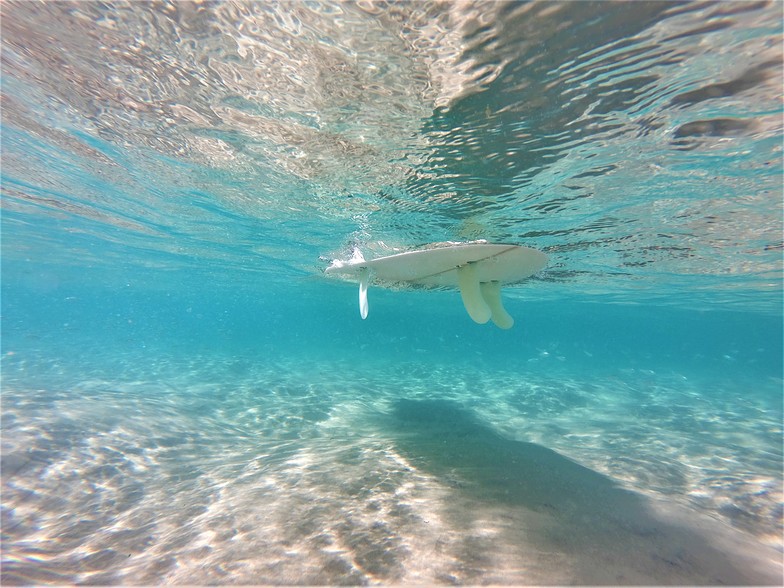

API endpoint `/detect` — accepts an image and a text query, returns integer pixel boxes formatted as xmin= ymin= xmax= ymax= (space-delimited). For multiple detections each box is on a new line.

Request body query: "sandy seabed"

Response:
xmin=2 ymin=350 xmax=782 ymax=585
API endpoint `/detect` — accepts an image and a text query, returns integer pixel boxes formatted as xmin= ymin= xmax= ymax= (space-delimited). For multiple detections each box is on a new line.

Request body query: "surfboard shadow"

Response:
xmin=383 ymin=398 xmax=780 ymax=586
xmin=388 ymin=399 xmax=646 ymax=525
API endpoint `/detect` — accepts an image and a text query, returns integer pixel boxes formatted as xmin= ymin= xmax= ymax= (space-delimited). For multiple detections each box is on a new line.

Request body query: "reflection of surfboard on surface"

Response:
xmin=325 ymin=243 xmax=548 ymax=329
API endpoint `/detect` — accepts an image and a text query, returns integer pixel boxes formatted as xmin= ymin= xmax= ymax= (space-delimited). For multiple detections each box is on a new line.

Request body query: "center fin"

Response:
xmin=480 ymin=281 xmax=514 ymax=329
xmin=457 ymin=262 xmax=491 ymax=324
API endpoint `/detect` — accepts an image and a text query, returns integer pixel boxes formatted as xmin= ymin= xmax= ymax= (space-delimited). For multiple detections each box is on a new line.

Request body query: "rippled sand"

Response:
xmin=2 ymin=350 xmax=781 ymax=585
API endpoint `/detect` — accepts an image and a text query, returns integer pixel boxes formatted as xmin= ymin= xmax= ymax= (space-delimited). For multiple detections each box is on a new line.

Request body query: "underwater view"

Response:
xmin=1 ymin=1 xmax=783 ymax=585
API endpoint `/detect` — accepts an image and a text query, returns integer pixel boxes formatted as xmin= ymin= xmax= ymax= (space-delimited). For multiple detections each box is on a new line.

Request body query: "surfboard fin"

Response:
xmin=480 ymin=281 xmax=514 ymax=329
xmin=457 ymin=263 xmax=492 ymax=324
xmin=358 ymin=267 xmax=369 ymax=319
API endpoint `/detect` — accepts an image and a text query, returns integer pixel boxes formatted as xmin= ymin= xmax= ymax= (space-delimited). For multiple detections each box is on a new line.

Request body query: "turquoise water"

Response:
xmin=2 ymin=1 xmax=783 ymax=585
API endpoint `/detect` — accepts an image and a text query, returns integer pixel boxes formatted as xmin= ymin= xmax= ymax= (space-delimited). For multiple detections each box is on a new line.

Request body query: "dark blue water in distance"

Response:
xmin=2 ymin=1 xmax=782 ymax=585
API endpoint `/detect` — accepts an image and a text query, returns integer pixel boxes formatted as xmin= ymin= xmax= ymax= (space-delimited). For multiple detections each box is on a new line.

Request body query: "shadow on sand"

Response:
xmin=385 ymin=398 xmax=781 ymax=585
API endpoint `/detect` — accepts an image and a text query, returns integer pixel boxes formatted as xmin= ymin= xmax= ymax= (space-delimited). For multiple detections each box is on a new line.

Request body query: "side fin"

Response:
xmin=358 ymin=267 xmax=369 ymax=319
xmin=480 ymin=281 xmax=514 ymax=329
xmin=350 ymin=247 xmax=365 ymax=264
xmin=457 ymin=263 xmax=491 ymax=324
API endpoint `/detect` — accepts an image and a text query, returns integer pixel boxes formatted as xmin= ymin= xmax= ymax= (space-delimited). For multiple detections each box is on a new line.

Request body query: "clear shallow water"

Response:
xmin=1 ymin=1 xmax=782 ymax=585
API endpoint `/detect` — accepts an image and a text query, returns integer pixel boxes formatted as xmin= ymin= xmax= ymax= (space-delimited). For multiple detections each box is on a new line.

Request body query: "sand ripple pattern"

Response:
xmin=2 ymin=352 xmax=781 ymax=585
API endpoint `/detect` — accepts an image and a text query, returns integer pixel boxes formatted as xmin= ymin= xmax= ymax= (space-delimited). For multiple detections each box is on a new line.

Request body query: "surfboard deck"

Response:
xmin=325 ymin=242 xmax=548 ymax=329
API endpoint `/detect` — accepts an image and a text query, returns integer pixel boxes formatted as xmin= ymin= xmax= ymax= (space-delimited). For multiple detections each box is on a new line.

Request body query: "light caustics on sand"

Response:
xmin=325 ymin=243 xmax=548 ymax=329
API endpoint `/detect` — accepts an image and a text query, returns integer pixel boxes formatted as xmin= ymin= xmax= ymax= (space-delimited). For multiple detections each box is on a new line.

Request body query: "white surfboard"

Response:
xmin=325 ymin=242 xmax=548 ymax=329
